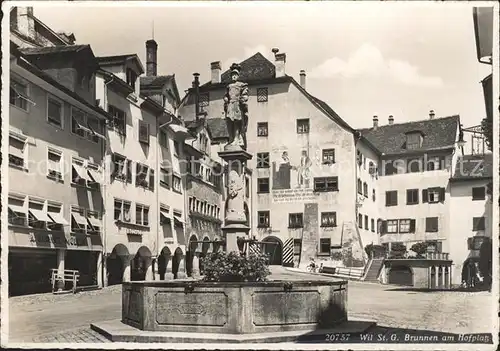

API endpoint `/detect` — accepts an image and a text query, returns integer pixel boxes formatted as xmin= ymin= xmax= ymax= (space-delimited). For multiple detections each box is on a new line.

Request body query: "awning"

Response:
xmin=473 ymin=7 xmax=493 ymax=63
xmin=72 ymin=118 xmax=92 ymax=134
xmin=174 ymin=217 xmax=184 ymax=226
xmin=87 ymin=123 xmax=106 ymax=141
xmin=160 ymin=212 xmax=171 ymax=224
xmin=168 ymin=124 xmax=195 ymax=140
xmin=29 ymin=209 xmax=53 ymax=222
xmin=72 ymin=163 xmax=89 ymax=181
xmin=87 ymin=168 xmax=102 ymax=183
xmin=87 ymin=216 xmax=102 ymax=228
xmin=72 ymin=212 xmax=88 ymax=226
xmin=9 ymin=204 xmax=25 ymax=214
xmin=48 ymin=212 xmax=69 ymax=225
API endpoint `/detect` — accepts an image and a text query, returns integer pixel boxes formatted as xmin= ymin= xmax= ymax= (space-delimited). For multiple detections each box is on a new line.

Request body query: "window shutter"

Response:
xmin=409 ymin=219 xmax=416 ymax=233
xmin=422 ymin=189 xmax=428 ymax=203
xmin=149 ymin=169 xmax=155 ymax=190
xmin=380 ymin=221 xmax=387 ymax=234
xmin=439 ymin=187 xmax=446 ymax=202
xmin=126 ymin=161 xmax=132 ymax=182
xmin=385 ymin=192 xmax=390 ymax=206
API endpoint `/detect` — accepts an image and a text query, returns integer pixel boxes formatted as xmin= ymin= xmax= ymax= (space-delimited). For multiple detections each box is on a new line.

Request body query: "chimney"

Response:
xmin=429 ymin=109 xmax=435 ymax=119
xmin=15 ymin=7 xmax=35 ymax=40
xmin=373 ymin=115 xmax=379 ymax=129
xmin=192 ymin=73 xmax=200 ymax=120
xmin=388 ymin=115 xmax=394 ymax=125
xmin=272 ymin=48 xmax=286 ymax=78
xmin=299 ymin=70 xmax=306 ymax=89
xmin=146 ymin=39 xmax=158 ymax=77
xmin=211 ymin=61 xmax=221 ymax=84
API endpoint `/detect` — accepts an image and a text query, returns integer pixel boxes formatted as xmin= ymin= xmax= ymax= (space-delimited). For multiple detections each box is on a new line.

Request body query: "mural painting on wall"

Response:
xmin=272 ymin=147 xmax=316 ymax=203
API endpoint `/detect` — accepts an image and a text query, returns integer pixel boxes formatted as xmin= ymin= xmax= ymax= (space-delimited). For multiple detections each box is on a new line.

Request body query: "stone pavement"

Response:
xmin=7 ymin=267 xmax=494 ymax=344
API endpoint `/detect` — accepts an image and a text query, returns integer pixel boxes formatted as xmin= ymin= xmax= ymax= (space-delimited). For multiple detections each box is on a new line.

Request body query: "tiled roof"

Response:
xmin=357 ymin=115 xmax=460 ymax=155
xmin=219 ymin=52 xmax=276 ymax=84
xmin=206 ymin=118 xmax=229 ymax=139
xmin=20 ymin=45 xmax=91 ymax=56
xmin=452 ymin=153 xmax=493 ymax=180
xmin=97 ymin=54 xmax=145 ymax=74
xmin=140 ymin=75 xmax=174 ymax=88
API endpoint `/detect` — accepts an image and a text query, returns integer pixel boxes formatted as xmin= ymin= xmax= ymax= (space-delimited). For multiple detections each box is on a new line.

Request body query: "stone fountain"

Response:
xmin=91 ymin=64 xmax=373 ymax=343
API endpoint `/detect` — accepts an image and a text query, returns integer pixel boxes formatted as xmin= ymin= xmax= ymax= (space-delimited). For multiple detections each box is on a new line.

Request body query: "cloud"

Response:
xmin=222 ymin=45 xmax=274 ymax=71
xmin=308 ymin=43 xmax=444 ymax=88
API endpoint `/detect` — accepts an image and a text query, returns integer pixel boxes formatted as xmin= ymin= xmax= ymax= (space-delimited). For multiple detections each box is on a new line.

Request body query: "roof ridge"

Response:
xmin=357 ymin=115 xmax=460 ymax=131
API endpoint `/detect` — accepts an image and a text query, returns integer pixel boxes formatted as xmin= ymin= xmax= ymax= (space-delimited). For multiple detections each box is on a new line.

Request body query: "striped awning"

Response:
xmin=48 ymin=212 xmax=69 ymax=225
xmin=29 ymin=209 xmax=52 ymax=222
xmin=72 ymin=163 xmax=89 ymax=181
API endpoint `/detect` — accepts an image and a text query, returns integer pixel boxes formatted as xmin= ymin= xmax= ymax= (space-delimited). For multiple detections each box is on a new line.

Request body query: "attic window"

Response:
xmin=126 ymin=68 xmax=137 ymax=90
xmin=406 ymin=131 xmax=423 ymax=150
xmin=139 ymin=121 xmax=150 ymax=145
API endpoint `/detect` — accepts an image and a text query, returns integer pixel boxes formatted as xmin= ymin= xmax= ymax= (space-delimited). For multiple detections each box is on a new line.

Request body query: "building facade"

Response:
xmin=8 ymin=42 xmax=107 ymax=295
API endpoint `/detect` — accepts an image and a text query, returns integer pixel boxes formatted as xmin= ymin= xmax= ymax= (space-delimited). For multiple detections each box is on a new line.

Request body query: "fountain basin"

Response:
xmin=120 ymin=279 xmax=348 ymax=334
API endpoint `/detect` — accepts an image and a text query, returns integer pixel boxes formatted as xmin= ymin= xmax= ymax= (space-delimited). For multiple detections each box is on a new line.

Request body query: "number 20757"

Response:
xmin=325 ymin=333 xmax=350 ymax=342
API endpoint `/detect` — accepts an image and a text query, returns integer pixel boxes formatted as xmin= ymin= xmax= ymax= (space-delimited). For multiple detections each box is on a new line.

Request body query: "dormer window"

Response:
xmin=126 ymin=68 xmax=137 ymax=90
xmin=405 ymin=131 xmax=424 ymax=150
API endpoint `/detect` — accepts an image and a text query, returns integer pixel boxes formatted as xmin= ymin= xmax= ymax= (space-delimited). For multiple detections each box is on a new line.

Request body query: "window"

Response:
xmin=358 ymin=214 xmax=363 ymax=228
xmin=173 ymin=140 xmax=180 ymax=156
xmin=138 ymin=121 xmax=150 ymax=145
xmin=473 ymin=217 xmax=485 ymax=231
xmin=321 ymin=212 xmax=337 ymax=227
xmin=371 ymin=218 xmax=375 ymax=232
xmin=173 ymin=175 xmax=182 ymax=193
xmin=426 ymin=156 xmax=444 ymax=171
xmin=114 ymin=199 xmax=131 ymax=222
xmin=425 ymin=217 xmax=439 ymax=232
xmin=385 ymin=191 xmax=398 ymax=206
xmin=70 ymin=206 xmax=87 ymax=233
xmin=294 ymin=239 xmax=302 ymax=255
xmin=86 ymin=210 xmax=102 ymax=234
xmin=257 ymin=178 xmax=270 ymax=193
xmin=407 ymin=158 xmax=422 ymax=173
xmin=87 ymin=115 xmax=102 ymax=143
xmin=71 ymin=159 xmax=89 ymax=185
xmin=288 ymin=213 xmax=303 ymax=228
xmin=399 ymin=219 xmax=414 ymax=233
xmin=71 ymin=107 xmax=86 ymax=137
xmin=47 ymin=96 xmax=63 ymax=128
xmin=8 ymin=197 xmax=26 ymax=226
xmin=47 ymin=148 xmax=63 ymax=181
xmin=126 ymin=68 xmax=137 ymax=89
xmin=384 ymin=161 xmax=397 ymax=176
xmin=319 ymin=238 xmax=331 ymax=254
xmin=256 ymin=152 xmax=270 ymax=168
xmin=297 ymin=119 xmax=310 ymax=134
xmin=364 ymin=215 xmax=369 ymax=230
xmin=356 ymin=150 xmax=362 ymax=166
xmin=198 ymin=93 xmax=209 ymax=108
xmin=245 ymin=177 xmax=250 ymax=198
xmin=87 ymin=163 xmax=102 ymax=186
xmin=322 ymin=149 xmax=335 ymax=165
xmin=363 ymin=182 xmax=368 ymax=198
xmin=9 ymin=134 xmax=27 ymax=168
xmin=386 ymin=220 xmax=398 ymax=234
xmin=136 ymin=163 xmax=150 ymax=187
xmin=468 ymin=236 xmax=488 ymax=250
xmin=406 ymin=132 xmax=422 ymax=150
xmin=257 ymin=211 xmax=270 ymax=228
xmin=406 ymin=189 xmax=419 ymax=205
xmin=10 ymin=78 xmax=29 ymax=110
xmin=257 ymin=122 xmax=268 ymax=137
xmin=423 ymin=187 xmax=444 ymax=203
xmin=257 ymin=88 xmax=268 ymax=102
xmin=136 ymin=204 xmax=149 ymax=226
xmin=369 ymin=161 xmax=377 ymax=176
xmin=314 ymin=177 xmax=338 ymax=192
xmin=112 ymin=154 xmax=131 ymax=182
xmin=109 ymin=105 xmax=126 ymax=136
xmin=472 ymin=187 xmax=486 ymax=201
xmin=357 ymin=179 xmax=362 ymax=194
xmin=372 ymin=189 xmax=376 ymax=202
xmin=160 ymin=167 xmax=171 ymax=187
xmin=159 ymin=129 xmax=168 ymax=148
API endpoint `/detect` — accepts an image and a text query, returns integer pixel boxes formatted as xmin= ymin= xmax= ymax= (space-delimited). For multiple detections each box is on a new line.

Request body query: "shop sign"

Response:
xmin=28 ymin=232 xmax=89 ymax=249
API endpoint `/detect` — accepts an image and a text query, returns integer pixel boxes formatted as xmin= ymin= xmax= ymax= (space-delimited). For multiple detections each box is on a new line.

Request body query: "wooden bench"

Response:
xmin=332 ymin=267 xmax=365 ymax=280
xmin=50 ymin=269 xmax=80 ymax=294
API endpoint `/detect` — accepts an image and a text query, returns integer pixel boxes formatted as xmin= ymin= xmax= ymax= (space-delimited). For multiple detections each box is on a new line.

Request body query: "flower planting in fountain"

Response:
xmin=201 ymin=251 xmax=271 ymax=282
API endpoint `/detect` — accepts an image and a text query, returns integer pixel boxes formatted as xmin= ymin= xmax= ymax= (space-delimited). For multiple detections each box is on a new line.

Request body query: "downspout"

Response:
xmin=101 ymin=76 xmax=114 ymax=287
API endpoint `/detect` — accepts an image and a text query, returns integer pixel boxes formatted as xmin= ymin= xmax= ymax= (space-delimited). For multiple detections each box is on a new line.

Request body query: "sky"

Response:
xmin=31 ymin=2 xmax=492 ymax=131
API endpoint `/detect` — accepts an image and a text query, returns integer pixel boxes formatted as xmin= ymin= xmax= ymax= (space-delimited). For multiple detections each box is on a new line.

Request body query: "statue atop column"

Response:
xmin=223 ymin=63 xmax=249 ymax=150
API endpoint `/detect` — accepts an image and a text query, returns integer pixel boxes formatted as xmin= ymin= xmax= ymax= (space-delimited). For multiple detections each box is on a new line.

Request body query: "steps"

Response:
xmin=363 ymin=259 xmax=384 ymax=282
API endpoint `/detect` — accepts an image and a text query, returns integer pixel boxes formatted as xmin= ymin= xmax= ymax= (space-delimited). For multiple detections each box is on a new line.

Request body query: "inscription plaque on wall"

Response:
xmin=155 ymin=292 xmax=228 ymax=326
xmin=272 ymin=189 xmax=316 ymax=204
xmin=252 ymin=291 xmax=320 ymax=325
